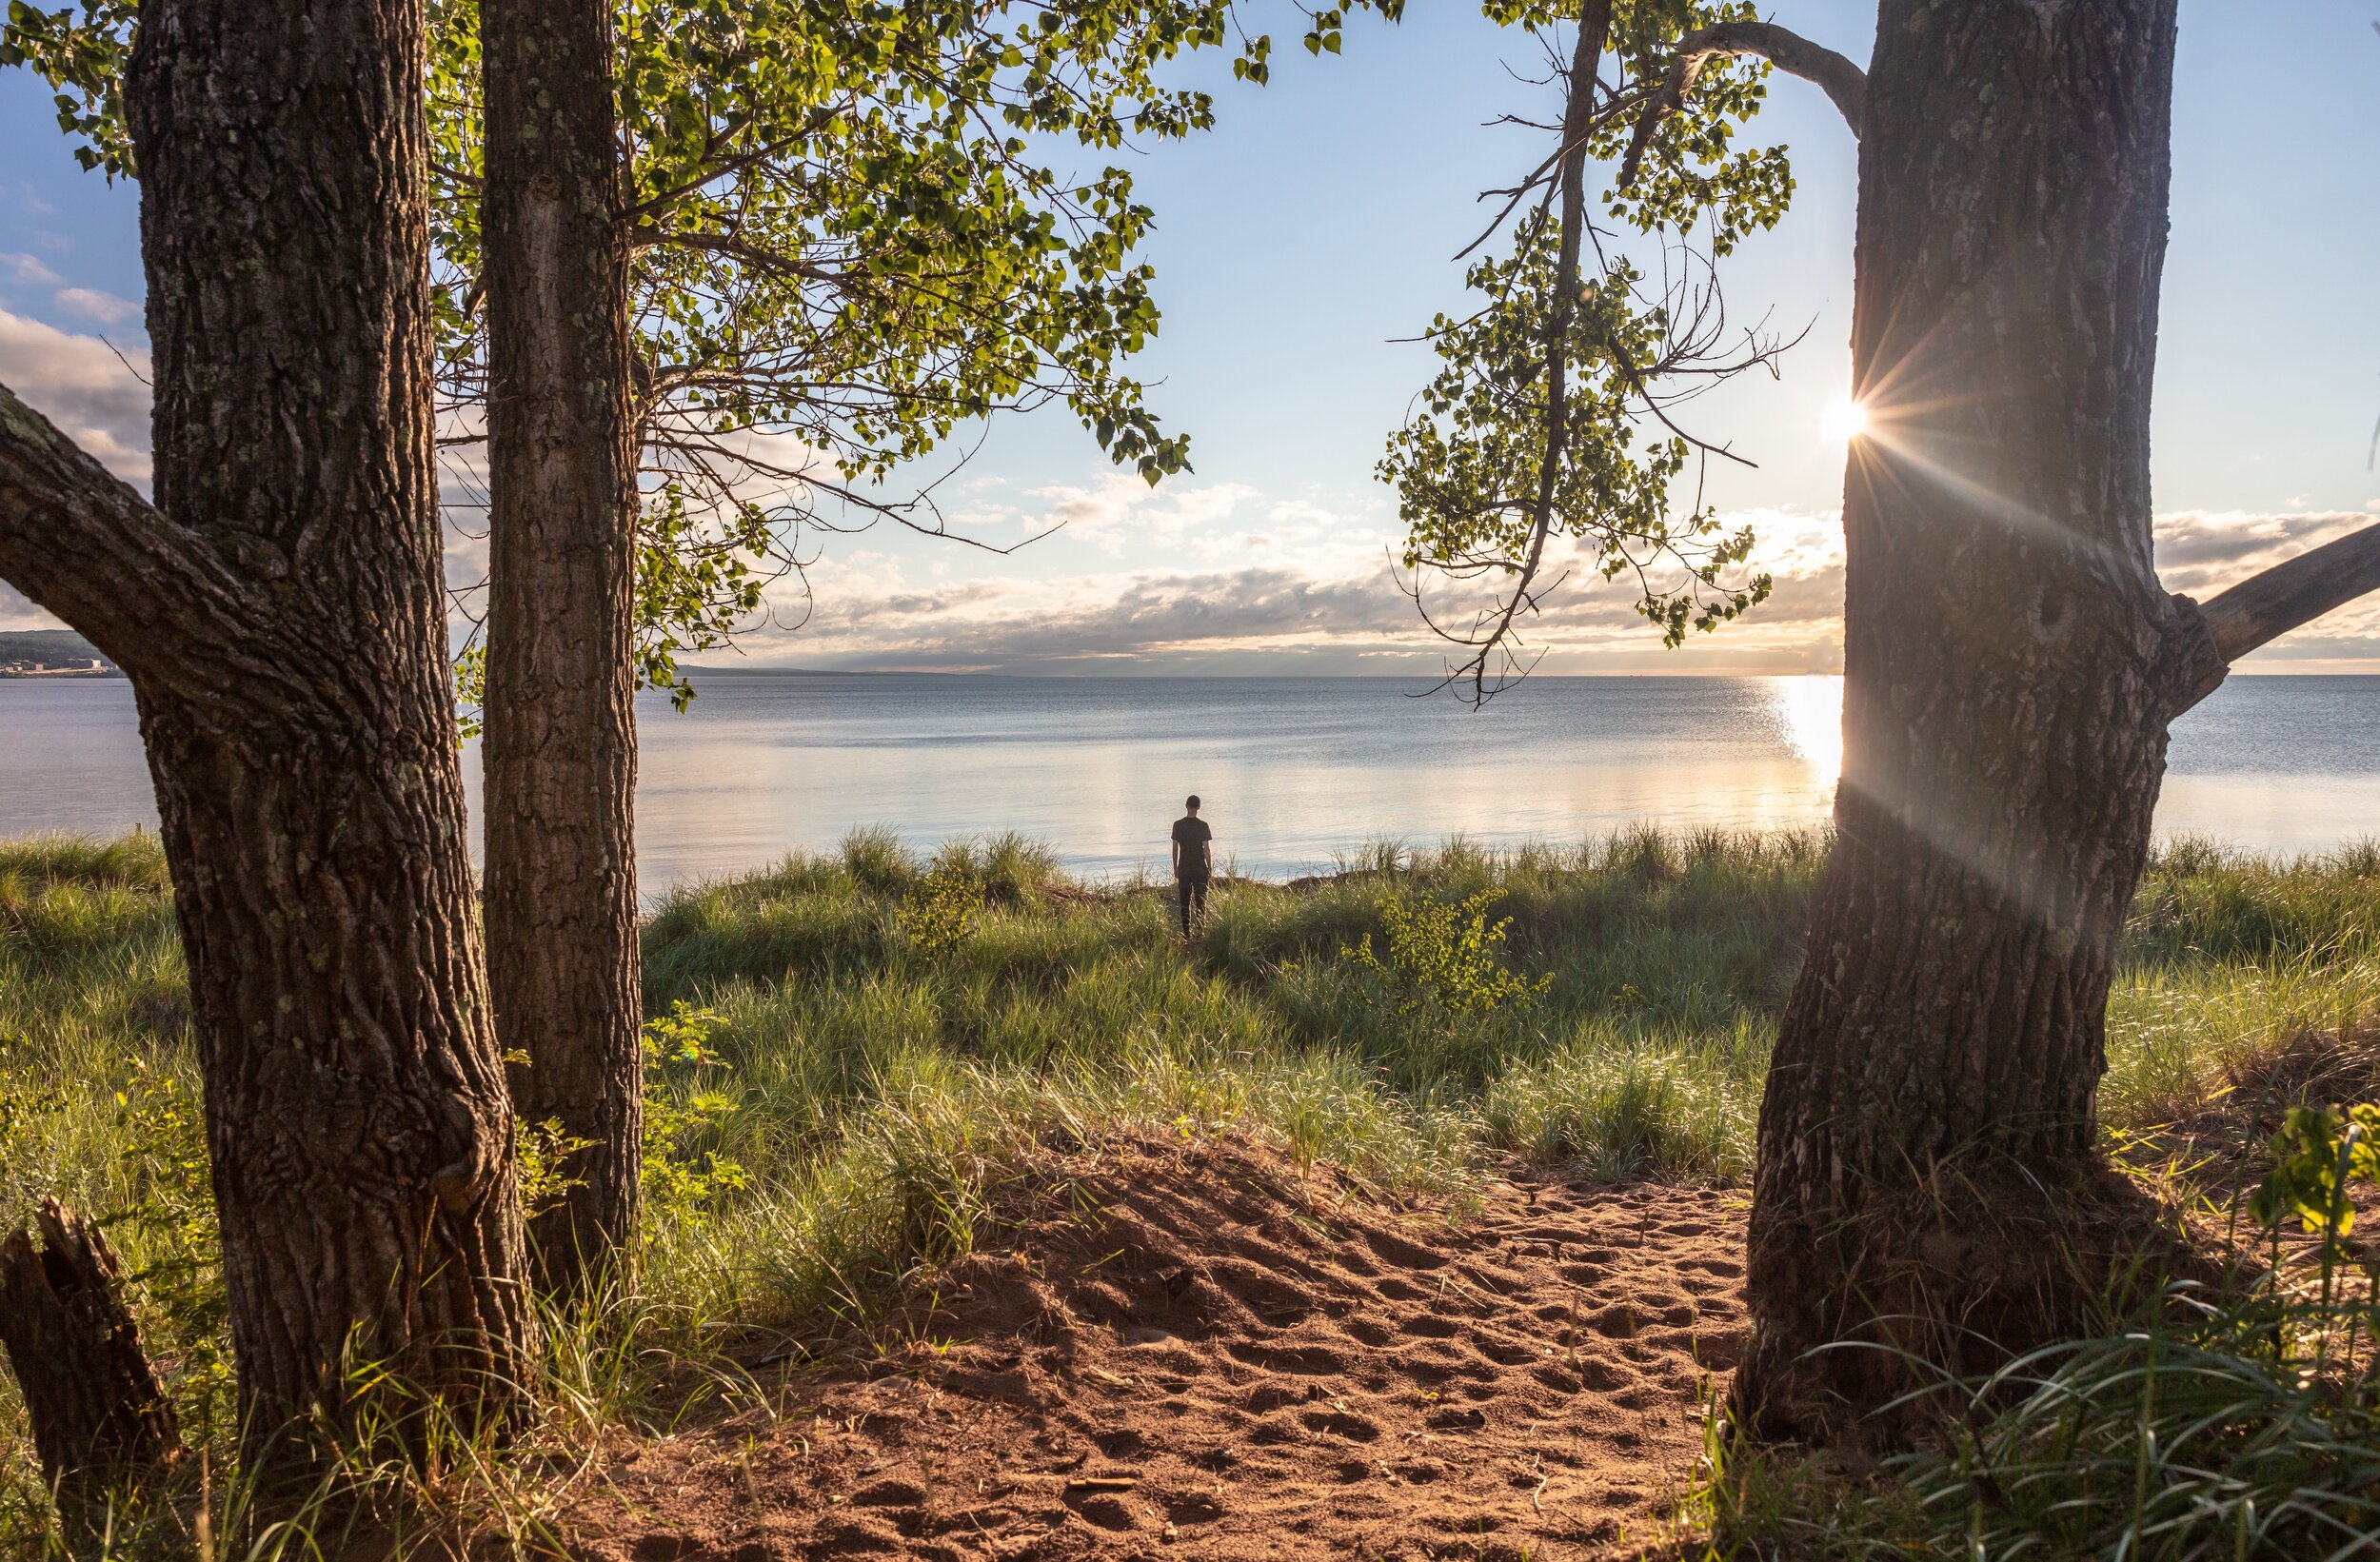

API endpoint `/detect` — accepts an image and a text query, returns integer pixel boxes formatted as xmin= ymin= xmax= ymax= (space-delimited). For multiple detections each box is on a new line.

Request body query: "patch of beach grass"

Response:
xmin=11 ymin=825 xmax=2380 ymax=1551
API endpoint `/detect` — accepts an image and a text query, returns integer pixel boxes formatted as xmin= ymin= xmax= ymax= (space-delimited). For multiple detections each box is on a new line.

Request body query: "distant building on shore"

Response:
xmin=0 ymin=629 xmax=121 ymax=677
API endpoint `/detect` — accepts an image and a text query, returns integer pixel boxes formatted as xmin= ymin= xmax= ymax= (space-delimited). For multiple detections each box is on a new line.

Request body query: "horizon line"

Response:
xmin=668 ymin=663 xmax=2374 ymax=680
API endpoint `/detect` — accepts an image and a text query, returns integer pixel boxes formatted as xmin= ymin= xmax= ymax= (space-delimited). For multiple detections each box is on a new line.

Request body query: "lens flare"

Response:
xmin=1820 ymin=395 xmax=1870 ymax=445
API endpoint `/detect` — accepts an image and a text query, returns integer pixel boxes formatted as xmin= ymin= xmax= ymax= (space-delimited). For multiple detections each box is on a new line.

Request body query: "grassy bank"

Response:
xmin=6 ymin=825 xmax=2380 ymax=1551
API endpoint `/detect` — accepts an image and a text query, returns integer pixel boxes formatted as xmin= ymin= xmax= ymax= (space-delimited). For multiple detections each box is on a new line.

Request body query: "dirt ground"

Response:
xmin=561 ymin=1139 xmax=1750 ymax=1560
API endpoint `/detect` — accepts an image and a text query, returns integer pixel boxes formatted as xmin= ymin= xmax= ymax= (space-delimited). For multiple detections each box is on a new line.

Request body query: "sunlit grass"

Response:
xmin=9 ymin=825 xmax=2380 ymax=1550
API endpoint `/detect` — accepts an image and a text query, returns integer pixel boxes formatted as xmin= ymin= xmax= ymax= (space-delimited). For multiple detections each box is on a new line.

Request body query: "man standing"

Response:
xmin=1171 ymin=794 xmax=1214 ymax=937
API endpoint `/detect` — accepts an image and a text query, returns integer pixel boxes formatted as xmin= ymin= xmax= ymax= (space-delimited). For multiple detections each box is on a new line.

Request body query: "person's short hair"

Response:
xmin=1185 ymin=794 xmax=1200 ymax=810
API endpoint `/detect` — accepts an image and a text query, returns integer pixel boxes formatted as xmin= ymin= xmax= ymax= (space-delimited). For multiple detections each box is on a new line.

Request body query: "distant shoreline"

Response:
xmin=0 ymin=662 xmax=2366 ymax=684
xmin=666 ymin=664 xmax=2374 ymax=681
xmin=0 ymin=629 xmax=120 ymax=678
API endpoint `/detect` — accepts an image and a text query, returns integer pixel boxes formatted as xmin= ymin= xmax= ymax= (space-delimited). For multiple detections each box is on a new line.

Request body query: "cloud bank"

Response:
xmin=4 ymin=303 xmax=2375 ymax=673
xmin=730 ymin=502 xmax=2380 ymax=676
xmin=733 ymin=500 xmax=1854 ymax=675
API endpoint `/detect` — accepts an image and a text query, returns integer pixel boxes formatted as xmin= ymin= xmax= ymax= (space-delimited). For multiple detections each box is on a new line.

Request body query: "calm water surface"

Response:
xmin=8 ymin=672 xmax=2379 ymax=891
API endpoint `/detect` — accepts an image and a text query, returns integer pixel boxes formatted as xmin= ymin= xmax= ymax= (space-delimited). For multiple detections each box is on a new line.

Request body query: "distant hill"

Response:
xmin=0 ymin=628 xmax=119 ymax=675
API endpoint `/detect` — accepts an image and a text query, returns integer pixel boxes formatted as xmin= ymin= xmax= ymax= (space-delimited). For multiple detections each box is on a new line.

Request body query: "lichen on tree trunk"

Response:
xmin=1733 ymin=0 xmax=2197 ymax=1445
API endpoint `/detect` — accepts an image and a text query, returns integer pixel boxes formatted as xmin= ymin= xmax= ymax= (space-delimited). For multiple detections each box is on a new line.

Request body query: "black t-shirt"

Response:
xmin=1171 ymin=815 xmax=1213 ymax=881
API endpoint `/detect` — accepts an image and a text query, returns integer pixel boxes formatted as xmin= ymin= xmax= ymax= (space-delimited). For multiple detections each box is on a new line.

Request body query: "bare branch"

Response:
xmin=1617 ymin=21 xmax=1866 ymax=190
xmin=1456 ymin=79 xmax=1670 ymax=263
xmin=629 ymin=226 xmax=850 ymax=290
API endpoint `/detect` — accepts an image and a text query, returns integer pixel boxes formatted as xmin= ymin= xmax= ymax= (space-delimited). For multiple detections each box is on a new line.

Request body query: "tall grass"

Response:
xmin=8 ymin=825 xmax=2380 ymax=1552
xmin=1703 ymin=1234 xmax=2380 ymax=1560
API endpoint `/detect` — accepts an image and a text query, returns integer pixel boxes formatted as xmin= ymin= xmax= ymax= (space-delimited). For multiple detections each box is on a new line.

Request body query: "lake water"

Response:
xmin=7 ymin=672 xmax=2379 ymax=892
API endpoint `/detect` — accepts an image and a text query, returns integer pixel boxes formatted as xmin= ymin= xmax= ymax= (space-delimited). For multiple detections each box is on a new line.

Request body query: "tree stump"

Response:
xmin=0 ymin=1200 xmax=179 ymax=1521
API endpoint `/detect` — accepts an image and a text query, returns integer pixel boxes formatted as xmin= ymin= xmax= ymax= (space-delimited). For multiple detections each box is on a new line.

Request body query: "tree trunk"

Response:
xmin=0 ymin=1202 xmax=179 ymax=1528
xmin=480 ymin=0 xmax=645 ymax=1295
xmin=0 ymin=0 xmax=532 ymax=1454
xmin=1732 ymin=0 xmax=2198 ymax=1445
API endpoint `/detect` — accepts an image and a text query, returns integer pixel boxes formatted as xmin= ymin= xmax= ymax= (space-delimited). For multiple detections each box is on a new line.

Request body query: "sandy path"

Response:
xmin=567 ymin=1140 xmax=1750 ymax=1560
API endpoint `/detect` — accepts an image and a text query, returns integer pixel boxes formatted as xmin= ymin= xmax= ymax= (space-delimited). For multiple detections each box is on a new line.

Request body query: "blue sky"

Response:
xmin=4 ymin=1 xmax=2378 ymax=673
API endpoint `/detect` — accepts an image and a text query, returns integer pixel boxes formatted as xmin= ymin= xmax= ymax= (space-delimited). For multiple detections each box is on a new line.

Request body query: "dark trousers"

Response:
xmin=1175 ymin=876 xmax=1209 ymax=934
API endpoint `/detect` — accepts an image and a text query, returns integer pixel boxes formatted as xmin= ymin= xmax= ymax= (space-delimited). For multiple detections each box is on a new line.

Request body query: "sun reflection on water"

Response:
xmin=1773 ymin=675 xmax=1844 ymax=784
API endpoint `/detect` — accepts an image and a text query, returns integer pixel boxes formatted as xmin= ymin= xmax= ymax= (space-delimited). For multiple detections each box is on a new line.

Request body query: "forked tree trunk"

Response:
xmin=0 ymin=0 xmax=532 ymax=1453
xmin=480 ymin=0 xmax=644 ymax=1295
xmin=1732 ymin=0 xmax=2201 ymax=1444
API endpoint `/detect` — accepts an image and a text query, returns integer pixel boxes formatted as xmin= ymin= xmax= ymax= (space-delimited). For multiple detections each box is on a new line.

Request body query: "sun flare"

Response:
xmin=1819 ymin=395 xmax=1870 ymax=445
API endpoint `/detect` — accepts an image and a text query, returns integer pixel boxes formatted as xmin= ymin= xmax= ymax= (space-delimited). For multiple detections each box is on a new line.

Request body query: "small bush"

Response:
xmin=1342 ymin=887 xmax=1551 ymax=1018
xmin=933 ymin=832 xmax=1061 ymax=904
xmin=640 ymin=1001 xmax=751 ymax=1224
xmin=896 ymin=858 xmax=986 ymax=959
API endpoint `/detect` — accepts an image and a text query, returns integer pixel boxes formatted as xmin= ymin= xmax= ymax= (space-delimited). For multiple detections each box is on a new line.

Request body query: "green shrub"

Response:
xmin=930 ymin=831 xmax=1060 ymax=904
xmin=895 ymin=857 xmax=986 ymax=959
xmin=638 ymin=1001 xmax=752 ymax=1224
xmin=1341 ymin=887 xmax=1551 ymax=1018
xmin=841 ymin=825 xmax=915 ymax=894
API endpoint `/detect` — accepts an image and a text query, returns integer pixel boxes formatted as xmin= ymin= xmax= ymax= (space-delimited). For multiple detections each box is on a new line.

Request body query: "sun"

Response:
xmin=1820 ymin=395 xmax=1870 ymax=445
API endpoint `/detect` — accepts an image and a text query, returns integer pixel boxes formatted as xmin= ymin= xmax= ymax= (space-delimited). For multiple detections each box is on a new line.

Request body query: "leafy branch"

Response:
xmin=1379 ymin=2 xmax=1832 ymax=702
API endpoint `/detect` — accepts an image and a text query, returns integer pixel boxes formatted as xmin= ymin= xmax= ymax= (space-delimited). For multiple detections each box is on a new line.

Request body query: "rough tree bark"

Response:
xmin=0 ymin=0 xmax=531 ymax=1452
xmin=481 ymin=0 xmax=644 ymax=1295
xmin=1608 ymin=0 xmax=2380 ymax=1449
xmin=0 ymin=1202 xmax=179 ymax=1524
xmin=1731 ymin=0 xmax=2195 ymax=1444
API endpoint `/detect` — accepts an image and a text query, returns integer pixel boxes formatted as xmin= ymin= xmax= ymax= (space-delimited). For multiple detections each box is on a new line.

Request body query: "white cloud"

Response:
xmin=0 ymin=309 xmax=149 ymax=632
xmin=6 ymin=316 xmax=2374 ymax=677
xmin=1017 ymin=473 xmax=1268 ymax=556
xmin=0 ymin=253 xmax=64 ymax=287
xmin=2152 ymin=509 xmax=2380 ymax=662
xmin=53 ymin=286 xmax=138 ymax=326
xmin=0 ymin=306 xmax=151 ymax=487
xmin=2152 ymin=509 xmax=2372 ymax=594
xmin=706 ymin=490 xmax=1847 ymax=675
xmin=0 ymin=579 xmax=62 ymax=632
